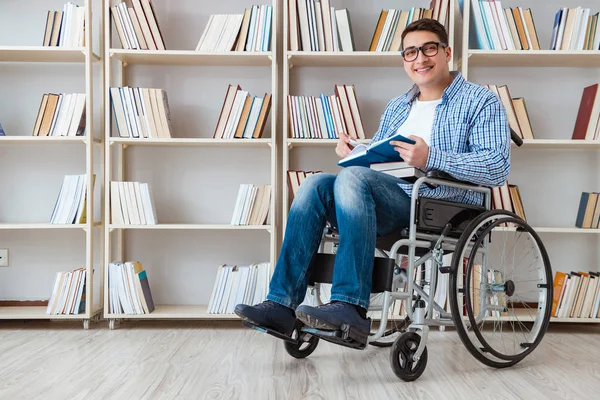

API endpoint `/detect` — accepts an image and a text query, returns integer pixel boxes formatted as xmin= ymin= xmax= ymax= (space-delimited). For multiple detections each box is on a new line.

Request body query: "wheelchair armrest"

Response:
xmin=425 ymin=169 xmax=479 ymax=187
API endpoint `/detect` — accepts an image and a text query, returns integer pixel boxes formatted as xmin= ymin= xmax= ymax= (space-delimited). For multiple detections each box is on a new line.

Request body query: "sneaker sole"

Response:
xmin=234 ymin=309 xmax=295 ymax=338
xmin=295 ymin=310 xmax=340 ymax=331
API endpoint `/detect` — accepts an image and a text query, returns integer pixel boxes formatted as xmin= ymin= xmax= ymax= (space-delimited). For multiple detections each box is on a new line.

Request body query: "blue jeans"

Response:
xmin=267 ymin=166 xmax=412 ymax=310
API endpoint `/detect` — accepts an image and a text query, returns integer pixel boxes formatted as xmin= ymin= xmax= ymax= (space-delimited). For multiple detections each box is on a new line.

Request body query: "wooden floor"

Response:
xmin=0 ymin=320 xmax=599 ymax=400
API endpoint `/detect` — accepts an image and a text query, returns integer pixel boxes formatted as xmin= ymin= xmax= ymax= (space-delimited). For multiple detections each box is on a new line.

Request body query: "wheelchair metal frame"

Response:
xmin=310 ymin=175 xmax=492 ymax=361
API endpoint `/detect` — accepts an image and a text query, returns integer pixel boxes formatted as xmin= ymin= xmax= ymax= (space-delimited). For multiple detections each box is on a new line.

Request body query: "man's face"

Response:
xmin=401 ymin=30 xmax=451 ymax=88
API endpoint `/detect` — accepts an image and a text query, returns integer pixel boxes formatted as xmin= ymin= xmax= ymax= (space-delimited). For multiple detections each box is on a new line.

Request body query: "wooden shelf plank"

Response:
xmin=110 ymin=50 xmax=272 ymax=66
xmin=468 ymin=50 xmax=600 ymax=67
xmin=515 ymin=139 xmax=600 ymax=149
xmin=287 ymin=51 xmax=405 ymax=67
xmin=108 ymin=224 xmax=273 ymax=230
xmin=0 ymin=46 xmax=98 ymax=63
xmin=0 ymin=223 xmax=88 ymax=230
xmin=0 ymin=306 xmax=94 ymax=319
xmin=0 ymin=136 xmax=89 ymax=144
xmin=287 ymin=138 xmax=371 ymax=147
xmin=105 ymin=305 xmax=240 ymax=320
xmin=109 ymin=138 xmax=272 ymax=147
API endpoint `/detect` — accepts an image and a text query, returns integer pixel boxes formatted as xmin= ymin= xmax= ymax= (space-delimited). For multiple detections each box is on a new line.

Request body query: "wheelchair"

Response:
xmin=244 ymin=130 xmax=554 ymax=382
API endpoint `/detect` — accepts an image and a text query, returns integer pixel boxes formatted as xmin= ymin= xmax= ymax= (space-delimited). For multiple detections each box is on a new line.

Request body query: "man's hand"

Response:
xmin=390 ymin=135 xmax=429 ymax=169
xmin=335 ymin=132 xmax=354 ymax=158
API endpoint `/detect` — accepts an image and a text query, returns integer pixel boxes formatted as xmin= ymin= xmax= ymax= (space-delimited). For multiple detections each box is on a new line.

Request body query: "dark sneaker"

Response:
xmin=295 ymin=301 xmax=371 ymax=335
xmin=234 ymin=300 xmax=297 ymax=337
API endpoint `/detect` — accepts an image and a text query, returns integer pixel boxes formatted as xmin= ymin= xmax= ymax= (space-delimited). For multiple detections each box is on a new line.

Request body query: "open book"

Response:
xmin=337 ymin=132 xmax=415 ymax=167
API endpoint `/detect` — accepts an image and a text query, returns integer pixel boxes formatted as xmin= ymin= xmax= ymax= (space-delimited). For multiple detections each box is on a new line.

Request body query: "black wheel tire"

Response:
xmin=448 ymin=209 xmax=552 ymax=369
xmin=284 ymin=334 xmax=319 ymax=359
xmin=390 ymin=332 xmax=428 ymax=382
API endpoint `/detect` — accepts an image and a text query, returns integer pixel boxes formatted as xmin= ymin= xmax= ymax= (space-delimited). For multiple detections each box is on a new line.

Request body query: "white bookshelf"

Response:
xmin=0 ymin=0 xmax=102 ymax=329
xmin=102 ymin=0 xmax=279 ymax=327
xmin=461 ymin=0 xmax=600 ymax=323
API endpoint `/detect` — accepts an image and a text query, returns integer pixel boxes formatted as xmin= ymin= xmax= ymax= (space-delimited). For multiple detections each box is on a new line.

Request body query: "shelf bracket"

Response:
xmin=267 ymin=142 xmax=273 ymax=148
xmin=122 ymin=144 xmax=129 ymax=150
xmin=267 ymin=55 xmax=273 ymax=61
xmin=287 ymin=142 xmax=294 ymax=150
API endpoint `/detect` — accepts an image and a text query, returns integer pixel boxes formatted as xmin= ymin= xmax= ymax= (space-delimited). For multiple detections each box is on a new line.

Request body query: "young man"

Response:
xmin=235 ymin=18 xmax=510 ymax=341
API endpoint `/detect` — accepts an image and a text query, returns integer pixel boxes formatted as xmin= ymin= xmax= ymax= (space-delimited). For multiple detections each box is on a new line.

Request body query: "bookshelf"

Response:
xmin=460 ymin=0 xmax=600 ymax=323
xmin=0 ymin=0 xmax=102 ymax=328
xmin=102 ymin=0 xmax=278 ymax=328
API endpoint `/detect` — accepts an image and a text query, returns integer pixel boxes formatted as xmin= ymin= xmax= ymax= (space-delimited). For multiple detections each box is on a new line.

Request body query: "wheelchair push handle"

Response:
xmin=510 ymin=127 xmax=523 ymax=147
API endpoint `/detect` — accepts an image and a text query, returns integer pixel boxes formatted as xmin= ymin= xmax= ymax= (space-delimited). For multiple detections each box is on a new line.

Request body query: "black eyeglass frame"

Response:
xmin=400 ymin=41 xmax=448 ymax=62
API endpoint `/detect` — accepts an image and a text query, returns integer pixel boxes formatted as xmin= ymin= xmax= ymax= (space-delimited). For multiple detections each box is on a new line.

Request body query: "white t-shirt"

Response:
xmin=395 ymin=98 xmax=442 ymax=145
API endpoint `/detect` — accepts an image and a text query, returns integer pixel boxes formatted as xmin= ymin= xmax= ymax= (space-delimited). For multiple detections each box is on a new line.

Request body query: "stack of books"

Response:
xmin=32 ymin=93 xmax=86 ymax=137
xmin=288 ymin=84 xmax=365 ymax=140
xmin=43 ymin=2 xmax=86 ymax=47
xmin=550 ymin=7 xmax=600 ymax=50
xmin=484 ymin=84 xmax=534 ymax=140
xmin=213 ymin=85 xmax=271 ymax=139
xmin=110 ymin=181 xmax=158 ymax=225
xmin=470 ymin=1 xmax=541 ymax=50
xmin=287 ymin=170 xmax=322 ymax=202
xmin=110 ymin=87 xmax=173 ymax=139
xmin=575 ymin=192 xmax=600 ymax=229
xmin=230 ymin=184 xmax=271 ymax=226
xmin=288 ymin=0 xmax=354 ymax=51
xmin=108 ymin=261 xmax=155 ymax=314
xmin=552 ymin=270 xmax=600 ymax=319
xmin=572 ymin=83 xmax=600 ymax=141
xmin=46 ymin=267 xmax=86 ymax=315
xmin=196 ymin=5 xmax=273 ymax=52
xmin=208 ymin=263 xmax=270 ymax=314
xmin=110 ymin=0 xmax=166 ymax=50
xmin=369 ymin=2 xmax=451 ymax=52
xmin=50 ymin=174 xmax=93 ymax=224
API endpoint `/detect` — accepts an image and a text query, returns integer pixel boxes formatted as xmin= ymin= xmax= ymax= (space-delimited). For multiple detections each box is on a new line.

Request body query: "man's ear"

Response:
xmin=445 ymin=46 xmax=452 ymax=62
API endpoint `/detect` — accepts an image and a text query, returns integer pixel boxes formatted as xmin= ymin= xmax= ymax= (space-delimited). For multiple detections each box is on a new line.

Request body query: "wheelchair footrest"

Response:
xmin=301 ymin=323 xmax=369 ymax=350
xmin=242 ymin=320 xmax=298 ymax=344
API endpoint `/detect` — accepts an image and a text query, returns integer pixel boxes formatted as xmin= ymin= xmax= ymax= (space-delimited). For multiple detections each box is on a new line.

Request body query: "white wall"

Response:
xmin=0 ymin=0 xmax=598 ymax=305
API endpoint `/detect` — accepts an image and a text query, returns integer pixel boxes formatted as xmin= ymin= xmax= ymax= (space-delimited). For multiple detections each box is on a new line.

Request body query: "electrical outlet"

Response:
xmin=0 ymin=249 xmax=8 ymax=267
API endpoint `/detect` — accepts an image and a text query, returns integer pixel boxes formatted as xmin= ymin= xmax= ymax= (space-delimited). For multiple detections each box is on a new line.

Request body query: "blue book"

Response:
xmin=0 ymin=121 xmax=5 ymax=136
xmin=338 ymin=132 xmax=415 ymax=168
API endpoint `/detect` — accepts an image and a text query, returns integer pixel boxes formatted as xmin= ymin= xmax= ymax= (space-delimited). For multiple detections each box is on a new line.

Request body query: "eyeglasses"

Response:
xmin=401 ymin=41 xmax=447 ymax=62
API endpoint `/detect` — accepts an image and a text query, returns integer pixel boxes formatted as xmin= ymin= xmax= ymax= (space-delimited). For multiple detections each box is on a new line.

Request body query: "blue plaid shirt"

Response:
xmin=371 ymin=71 xmax=511 ymax=206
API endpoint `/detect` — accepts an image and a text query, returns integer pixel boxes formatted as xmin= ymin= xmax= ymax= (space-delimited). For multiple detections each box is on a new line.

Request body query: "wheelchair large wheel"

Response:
xmin=449 ymin=209 xmax=553 ymax=368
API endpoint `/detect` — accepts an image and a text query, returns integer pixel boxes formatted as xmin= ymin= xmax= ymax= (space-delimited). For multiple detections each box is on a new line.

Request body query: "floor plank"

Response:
xmin=0 ymin=320 xmax=599 ymax=399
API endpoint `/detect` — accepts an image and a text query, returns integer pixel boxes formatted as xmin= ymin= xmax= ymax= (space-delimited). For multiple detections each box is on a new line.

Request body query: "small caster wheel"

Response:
xmin=108 ymin=319 xmax=115 ymax=330
xmin=83 ymin=319 xmax=90 ymax=330
xmin=284 ymin=328 xmax=319 ymax=359
xmin=390 ymin=332 xmax=428 ymax=382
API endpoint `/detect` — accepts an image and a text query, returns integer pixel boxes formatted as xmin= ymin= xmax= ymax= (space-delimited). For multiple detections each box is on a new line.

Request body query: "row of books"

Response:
xmin=288 ymin=0 xmax=354 ymax=52
xmin=43 ymin=2 xmax=85 ymax=47
xmin=110 ymin=1 xmax=166 ymax=50
xmin=572 ymin=83 xmax=600 ymax=141
xmin=213 ymin=85 xmax=272 ymax=139
xmin=50 ymin=174 xmax=92 ymax=225
xmin=0 ymin=122 xmax=4 ymax=135
xmin=575 ymin=192 xmax=600 ymax=229
xmin=491 ymin=181 xmax=526 ymax=222
xmin=550 ymin=7 xmax=600 ymax=51
xmin=208 ymin=263 xmax=270 ymax=314
xmin=288 ymin=84 xmax=365 ymax=140
xmin=470 ymin=1 xmax=541 ymax=50
xmin=46 ymin=267 xmax=86 ymax=315
xmin=195 ymin=5 xmax=273 ymax=52
xmin=370 ymin=2 xmax=451 ymax=52
xmin=484 ymin=84 xmax=534 ymax=140
xmin=108 ymin=261 xmax=155 ymax=315
xmin=32 ymin=93 xmax=86 ymax=137
xmin=287 ymin=170 xmax=322 ymax=202
xmin=110 ymin=181 xmax=158 ymax=225
xmin=110 ymin=87 xmax=173 ymax=139
xmin=552 ymin=270 xmax=600 ymax=319
xmin=231 ymin=184 xmax=272 ymax=226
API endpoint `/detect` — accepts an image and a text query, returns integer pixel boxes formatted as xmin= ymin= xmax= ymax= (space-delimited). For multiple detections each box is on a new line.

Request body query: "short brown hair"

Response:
xmin=401 ymin=18 xmax=449 ymax=50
